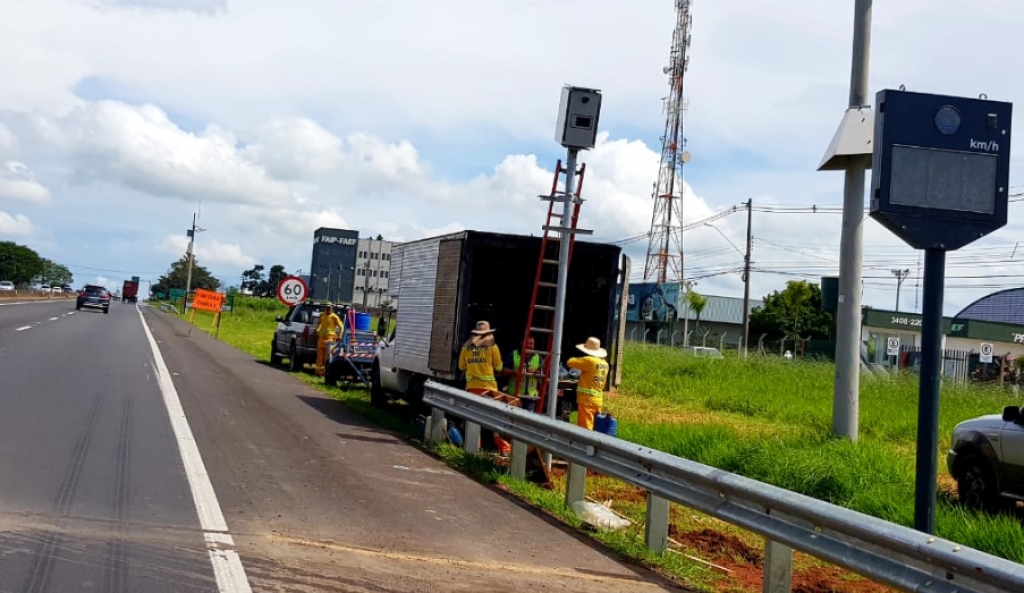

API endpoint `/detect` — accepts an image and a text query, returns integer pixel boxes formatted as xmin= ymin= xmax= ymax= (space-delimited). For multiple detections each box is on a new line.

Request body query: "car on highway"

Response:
xmin=76 ymin=284 xmax=111 ymax=314
xmin=0 ymin=280 xmax=13 ymax=292
xmin=947 ymin=404 xmax=1024 ymax=511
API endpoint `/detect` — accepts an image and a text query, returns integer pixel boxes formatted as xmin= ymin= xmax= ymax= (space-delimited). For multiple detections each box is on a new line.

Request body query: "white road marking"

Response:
xmin=135 ymin=305 xmax=253 ymax=593
xmin=67 ymin=312 xmax=75 ymax=316
xmin=49 ymin=317 xmax=58 ymax=321
xmin=15 ymin=326 xmax=31 ymax=332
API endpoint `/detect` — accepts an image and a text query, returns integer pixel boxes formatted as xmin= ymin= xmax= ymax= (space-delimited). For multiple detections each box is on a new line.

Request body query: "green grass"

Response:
xmin=165 ymin=299 xmax=1024 ymax=566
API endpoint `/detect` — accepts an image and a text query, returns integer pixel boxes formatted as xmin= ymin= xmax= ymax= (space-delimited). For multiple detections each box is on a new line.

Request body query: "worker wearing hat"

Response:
xmin=315 ymin=303 xmax=344 ymax=377
xmin=458 ymin=321 xmax=511 ymax=454
xmin=566 ymin=337 xmax=609 ymax=430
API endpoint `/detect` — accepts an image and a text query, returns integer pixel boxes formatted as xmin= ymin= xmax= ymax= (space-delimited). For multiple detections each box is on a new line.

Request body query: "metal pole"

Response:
xmin=545 ymin=147 xmax=579 ymax=438
xmin=832 ymin=0 xmax=872 ymax=442
xmin=184 ymin=213 xmax=196 ymax=297
xmin=895 ymin=276 xmax=901 ymax=312
xmin=742 ymin=199 xmax=752 ymax=357
xmin=915 ymin=248 xmax=945 ymax=534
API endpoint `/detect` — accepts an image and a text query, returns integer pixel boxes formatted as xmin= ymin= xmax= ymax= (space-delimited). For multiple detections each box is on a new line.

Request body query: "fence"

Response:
xmin=422 ymin=381 xmax=1024 ymax=593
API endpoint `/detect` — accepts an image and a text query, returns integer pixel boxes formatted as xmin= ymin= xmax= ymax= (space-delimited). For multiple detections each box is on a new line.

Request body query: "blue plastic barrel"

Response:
xmin=594 ymin=413 xmax=618 ymax=437
xmin=354 ymin=312 xmax=372 ymax=332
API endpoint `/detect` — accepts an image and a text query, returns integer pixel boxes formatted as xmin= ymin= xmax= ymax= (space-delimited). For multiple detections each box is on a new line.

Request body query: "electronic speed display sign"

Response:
xmin=870 ymin=89 xmax=1013 ymax=251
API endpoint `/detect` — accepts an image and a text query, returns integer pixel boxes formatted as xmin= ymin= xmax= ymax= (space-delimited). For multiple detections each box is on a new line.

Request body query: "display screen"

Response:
xmin=889 ymin=145 xmax=998 ymax=214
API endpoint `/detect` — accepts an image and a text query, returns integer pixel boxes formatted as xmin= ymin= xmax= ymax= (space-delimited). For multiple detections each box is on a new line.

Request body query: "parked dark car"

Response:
xmin=76 ymin=285 xmax=111 ymax=314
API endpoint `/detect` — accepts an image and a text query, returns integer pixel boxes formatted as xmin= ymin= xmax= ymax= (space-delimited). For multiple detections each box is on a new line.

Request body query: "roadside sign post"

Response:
xmin=886 ymin=336 xmax=900 ymax=367
xmin=979 ymin=342 xmax=994 ymax=364
xmin=870 ymin=88 xmax=1012 ymax=534
xmin=190 ymin=288 xmax=226 ymax=339
xmin=277 ymin=276 xmax=308 ymax=307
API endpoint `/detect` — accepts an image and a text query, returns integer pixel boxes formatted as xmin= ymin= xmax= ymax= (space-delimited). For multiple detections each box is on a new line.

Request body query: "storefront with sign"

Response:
xmin=862 ymin=308 xmax=1024 ymax=366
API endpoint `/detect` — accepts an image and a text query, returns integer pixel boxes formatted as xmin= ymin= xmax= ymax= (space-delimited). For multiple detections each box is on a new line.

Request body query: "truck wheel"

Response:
xmin=404 ymin=375 xmax=426 ymax=412
xmin=288 ymin=342 xmax=301 ymax=373
xmin=956 ymin=455 xmax=1000 ymax=512
xmin=269 ymin=340 xmax=283 ymax=366
xmin=370 ymin=363 xmax=387 ymax=408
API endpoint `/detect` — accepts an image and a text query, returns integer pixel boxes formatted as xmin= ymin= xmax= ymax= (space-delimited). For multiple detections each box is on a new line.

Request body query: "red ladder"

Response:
xmin=513 ymin=159 xmax=588 ymax=415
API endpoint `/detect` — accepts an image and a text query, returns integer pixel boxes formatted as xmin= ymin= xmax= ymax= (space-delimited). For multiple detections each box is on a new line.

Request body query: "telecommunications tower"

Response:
xmin=643 ymin=0 xmax=693 ymax=284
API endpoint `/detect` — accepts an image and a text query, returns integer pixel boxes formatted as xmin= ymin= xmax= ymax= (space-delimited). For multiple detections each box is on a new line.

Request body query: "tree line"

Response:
xmin=0 ymin=241 xmax=74 ymax=287
xmin=240 ymin=264 xmax=288 ymax=297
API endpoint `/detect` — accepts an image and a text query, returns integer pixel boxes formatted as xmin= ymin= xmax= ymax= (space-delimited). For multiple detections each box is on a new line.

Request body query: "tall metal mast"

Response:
xmin=644 ymin=0 xmax=693 ymax=284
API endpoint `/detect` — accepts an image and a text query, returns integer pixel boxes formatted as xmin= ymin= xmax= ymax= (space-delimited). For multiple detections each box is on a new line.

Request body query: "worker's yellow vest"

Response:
xmin=510 ymin=350 xmax=540 ymax=396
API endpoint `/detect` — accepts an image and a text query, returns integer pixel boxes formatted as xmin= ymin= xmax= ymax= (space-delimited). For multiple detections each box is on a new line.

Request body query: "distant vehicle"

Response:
xmin=122 ymin=279 xmax=140 ymax=304
xmin=50 ymin=286 xmax=62 ymax=295
xmin=0 ymin=281 xmax=13 ymax=292
xmin=947 ymin=404 xmax=1024 ymax=511
xmin=62 ymin=286 xmax=74 ymax=294
xmin=40 ymin=285 xmax=50 ymax=293
xmin=76 ymin=285 xmax=111 ymax=314
xmin=686 ymin=346 xmax=724 ymax=358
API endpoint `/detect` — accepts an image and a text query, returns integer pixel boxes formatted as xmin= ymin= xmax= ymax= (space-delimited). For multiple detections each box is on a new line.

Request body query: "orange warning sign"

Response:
xmin=193 ymin=288 xmax=224 ymax=313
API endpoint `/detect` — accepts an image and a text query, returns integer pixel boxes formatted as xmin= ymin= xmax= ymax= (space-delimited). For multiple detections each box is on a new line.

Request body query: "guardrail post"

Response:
xmin=510 ymin=440 xmax=528 ymax=479
xmin=644 ymin=492 xmax=669 ymax=555
xmin=565 ymin=462 xmax=587 ymax=506
xmin=464 ymin=421 xmax=481 ymax=454
xmin=762 ymin=539 xmax=793 ymax=593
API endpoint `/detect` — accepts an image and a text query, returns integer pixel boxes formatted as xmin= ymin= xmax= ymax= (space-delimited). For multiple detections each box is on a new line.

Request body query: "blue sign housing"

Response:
xmin=870 ymin=89 xmax=1012 ymax=250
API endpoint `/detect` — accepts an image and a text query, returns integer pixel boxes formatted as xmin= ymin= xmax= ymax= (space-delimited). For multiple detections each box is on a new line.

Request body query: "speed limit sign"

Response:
xmin=277 ymin=276 xmax=308 ymax=306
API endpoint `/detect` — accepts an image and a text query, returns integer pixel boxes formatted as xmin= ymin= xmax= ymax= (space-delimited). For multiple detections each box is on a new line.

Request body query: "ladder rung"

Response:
xmin=534 ymin=305 xmax=555 ymax=311
xmin=530 ymin=327 xmax=554 ymax=334
xmin=542 ymin=225 xmax=593 ymax=235
xmin=525 ymin=349 xmax=550 ymax=355
xmin=539 ymin=282 xmax=557 ymax=288
xmin=543 ymin=259 xmax=559 ymax=265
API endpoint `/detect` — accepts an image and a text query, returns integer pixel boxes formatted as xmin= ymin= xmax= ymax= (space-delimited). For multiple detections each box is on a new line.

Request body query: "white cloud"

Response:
xmin=11 ymin=101 xmax=296 ymax=207
xmin=242 ymin=117 xmax=345 ymax=180
xmin=158 ymin=235 xmax=257 ymax=268
xmin=0 ymin=211 xmax=35 ymax=236
xmin=0 ymin=161 xmax=51 ymax=204
xmin=87 ymin=0 xmax=225 ymax=15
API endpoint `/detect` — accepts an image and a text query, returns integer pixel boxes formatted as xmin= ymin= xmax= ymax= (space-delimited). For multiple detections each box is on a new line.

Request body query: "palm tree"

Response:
xmin=686 ymin=290 xmax=709 ymax=335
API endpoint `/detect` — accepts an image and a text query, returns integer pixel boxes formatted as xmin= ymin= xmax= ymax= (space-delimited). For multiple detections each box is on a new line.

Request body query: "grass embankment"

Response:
xmin=167 ymin=297 xmax=1024 ymax=589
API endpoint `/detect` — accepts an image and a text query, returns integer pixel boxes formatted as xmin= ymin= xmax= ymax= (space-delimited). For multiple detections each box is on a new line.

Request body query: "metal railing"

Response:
xmin=422 ymin=381 xmax=1024 ymax=593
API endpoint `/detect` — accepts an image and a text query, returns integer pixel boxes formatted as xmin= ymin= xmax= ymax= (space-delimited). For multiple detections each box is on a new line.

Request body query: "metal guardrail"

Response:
xmin=422 ymin=380 xmax=1024 ymax=593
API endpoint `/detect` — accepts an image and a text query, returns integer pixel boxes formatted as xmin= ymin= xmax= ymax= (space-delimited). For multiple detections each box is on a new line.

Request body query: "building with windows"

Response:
xmin=354 ymin=237 xmax=395 ymax=309
xmin=309 ymin=228 xmax=359 ymax=303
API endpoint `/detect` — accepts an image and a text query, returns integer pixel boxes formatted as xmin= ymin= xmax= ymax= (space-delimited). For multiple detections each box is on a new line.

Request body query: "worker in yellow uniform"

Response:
xmin=566 ymin=337 xmax=609 ymax=431
xmin=315 ymin=303 xmax=344 ymax=377
xmin=458 ymin=320 xmax=510 ymax=455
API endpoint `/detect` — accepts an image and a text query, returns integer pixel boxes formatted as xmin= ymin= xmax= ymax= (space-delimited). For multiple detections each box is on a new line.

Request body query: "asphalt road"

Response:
xmin=0 ymin=302 xmax=677 ymax=593
xmin=0 ymin=299 xmax=216 ymax=592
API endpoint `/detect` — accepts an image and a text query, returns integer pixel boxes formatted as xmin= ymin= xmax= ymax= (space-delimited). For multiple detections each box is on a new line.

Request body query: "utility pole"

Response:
xmin=742 ymin=199 xmax=752 ymax=356
xmin=892 ymin=268 xmax=909 ymax=312
xmin=817 ymin=0 xmax=874 ymax=443
xmin=682 ymin=280 xmax=695 ymax=347
xmin=183 ymin=212 xmax=205 ymax=297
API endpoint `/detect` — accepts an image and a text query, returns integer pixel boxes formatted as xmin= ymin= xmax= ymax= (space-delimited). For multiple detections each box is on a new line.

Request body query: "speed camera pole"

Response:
xmin=870 ymin=88 xmax=1013 ymax=533
xmin=915 ymin=249 xmax=945 ymax=533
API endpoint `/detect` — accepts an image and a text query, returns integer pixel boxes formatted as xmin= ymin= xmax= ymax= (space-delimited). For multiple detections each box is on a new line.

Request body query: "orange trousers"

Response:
xmin=468 ymin=388 xmax=511 ymax=454
xmin=316 ymin=338 xmax=332 ymax=376
xmin=576 ymin=395 xmax=602 ymax=431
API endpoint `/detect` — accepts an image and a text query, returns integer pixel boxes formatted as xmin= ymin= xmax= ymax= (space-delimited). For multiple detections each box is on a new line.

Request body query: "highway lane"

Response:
xmin=0 ymin=299 xmax=77 ymax=336
xmin=143 ymin=307 xmax=676 ymax=593
xmin=0 ymin=301 xmax=217 ymax=592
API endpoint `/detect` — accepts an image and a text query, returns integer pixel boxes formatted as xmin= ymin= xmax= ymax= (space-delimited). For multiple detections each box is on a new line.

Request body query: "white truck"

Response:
xmin=371 ymin=230 xmax=622 ymax=409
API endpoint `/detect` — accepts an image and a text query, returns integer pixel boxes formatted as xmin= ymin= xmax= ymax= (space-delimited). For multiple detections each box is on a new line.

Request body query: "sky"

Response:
xmin=1 ymin=0 xmax=1023 ymax=316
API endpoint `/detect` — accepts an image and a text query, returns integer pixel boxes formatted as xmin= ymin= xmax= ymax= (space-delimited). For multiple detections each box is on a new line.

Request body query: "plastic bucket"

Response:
xmin=594 ymin=413 xmax=618 ymax=437
xmin=354 ymin=312 xmax=372 ymax=332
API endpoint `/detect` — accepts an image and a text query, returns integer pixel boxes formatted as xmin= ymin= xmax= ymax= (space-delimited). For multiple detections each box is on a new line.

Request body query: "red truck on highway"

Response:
xmin=122 ymin=279 xmax=139 ymax=304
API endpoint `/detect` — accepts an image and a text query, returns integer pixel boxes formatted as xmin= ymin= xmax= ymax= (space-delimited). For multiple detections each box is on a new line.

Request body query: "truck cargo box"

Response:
xmin=387 ymin=230 xmax=621 ymax=380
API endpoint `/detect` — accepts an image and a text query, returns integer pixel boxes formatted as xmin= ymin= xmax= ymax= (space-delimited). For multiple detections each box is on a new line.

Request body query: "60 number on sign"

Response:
xmin=277 ymin=276 xmax=308 ymax=306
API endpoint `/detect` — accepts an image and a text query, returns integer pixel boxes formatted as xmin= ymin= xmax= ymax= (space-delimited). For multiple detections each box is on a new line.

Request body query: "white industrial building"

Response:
xmin=355 ymin=237 xmax=395 ymax=309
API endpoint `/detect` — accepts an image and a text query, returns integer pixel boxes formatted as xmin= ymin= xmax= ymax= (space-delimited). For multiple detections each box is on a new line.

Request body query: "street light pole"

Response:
xmin=892 ymin=268 xmax=909 ymax=312
xmin=184 ymin=212 xmax=205 ymax=296
xmin=742 ymin=199 xmax=753 ymax=357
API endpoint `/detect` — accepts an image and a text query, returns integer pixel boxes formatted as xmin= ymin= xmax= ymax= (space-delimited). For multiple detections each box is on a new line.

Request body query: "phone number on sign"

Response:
xmin=890 ymin=316 xmax=922 ymax=327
